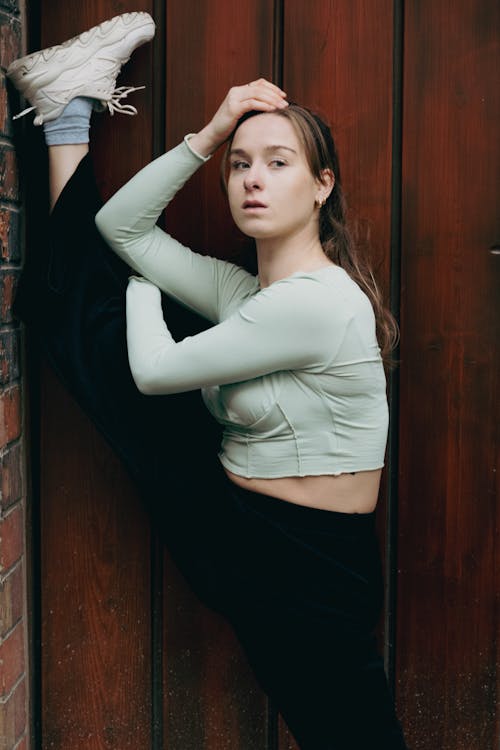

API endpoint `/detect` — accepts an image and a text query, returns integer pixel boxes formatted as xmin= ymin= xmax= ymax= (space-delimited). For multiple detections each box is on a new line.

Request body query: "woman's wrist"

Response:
xmin=187 ymin=124 xmax=225 ymax=159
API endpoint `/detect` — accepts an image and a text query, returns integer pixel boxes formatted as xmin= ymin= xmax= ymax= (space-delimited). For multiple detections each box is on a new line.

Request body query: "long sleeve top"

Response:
xmin=94 ymin=137 xmax=388 ymax=479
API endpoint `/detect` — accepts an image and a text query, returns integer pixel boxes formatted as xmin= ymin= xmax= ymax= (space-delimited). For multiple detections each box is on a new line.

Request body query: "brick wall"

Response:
xmin=0 ymin=1 xmax=29 ymax=749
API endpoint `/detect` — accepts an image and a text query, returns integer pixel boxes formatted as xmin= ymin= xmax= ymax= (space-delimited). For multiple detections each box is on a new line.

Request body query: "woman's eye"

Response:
xmin=270 ymin=159 xmax=287 ymax=168
xmin=231 ymin=160 xmax=249 ymax=170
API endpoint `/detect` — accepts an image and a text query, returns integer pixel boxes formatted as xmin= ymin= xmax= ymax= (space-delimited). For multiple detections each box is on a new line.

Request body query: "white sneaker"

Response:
xmin=7 ymin=11 xmax=155 ymax=125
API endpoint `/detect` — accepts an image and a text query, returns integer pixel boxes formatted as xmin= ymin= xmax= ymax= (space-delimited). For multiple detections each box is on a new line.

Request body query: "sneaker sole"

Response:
xmin=7 ymin=11 xmax=155 ymax=95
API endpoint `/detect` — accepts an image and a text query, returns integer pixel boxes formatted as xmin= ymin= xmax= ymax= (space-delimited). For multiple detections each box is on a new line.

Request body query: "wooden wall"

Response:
xmin=27 ymin=1 xmax=499 ymax=748
xmin=396 ymin=2 xmax=499 ymax=747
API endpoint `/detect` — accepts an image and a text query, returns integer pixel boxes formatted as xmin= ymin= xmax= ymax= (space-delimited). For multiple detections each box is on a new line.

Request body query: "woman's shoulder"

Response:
xmin=268 ymin=265 xmax=366 ymax=308
xmin=260 ymin=266 xmax=376 ymax=337
xmin=300 ymin=265 xmax=374 ymax=313
xmin=239 ymin=267 xmax=352 ymax=332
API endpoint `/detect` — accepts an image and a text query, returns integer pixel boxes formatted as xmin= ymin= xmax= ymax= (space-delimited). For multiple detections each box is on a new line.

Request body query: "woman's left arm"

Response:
xmin=95 ymin=80 xmax=288 ymax=323
xmin=95 ymin=139 xmax=253 ymax=323
xmin=126 ymin=275 xmax=349 ymax=394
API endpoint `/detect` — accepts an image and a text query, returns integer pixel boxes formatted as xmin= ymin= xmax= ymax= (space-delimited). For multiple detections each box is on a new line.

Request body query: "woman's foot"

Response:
xmin=6 ymin=11 xmax=155 ymax=125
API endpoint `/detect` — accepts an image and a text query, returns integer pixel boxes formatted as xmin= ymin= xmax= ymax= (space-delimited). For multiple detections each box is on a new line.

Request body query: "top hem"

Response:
xmin=218 ymin=453 xmax=384 ymax=479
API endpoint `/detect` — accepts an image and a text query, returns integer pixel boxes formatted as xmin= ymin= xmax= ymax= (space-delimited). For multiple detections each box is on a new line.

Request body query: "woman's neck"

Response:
xmin=256 ymin=230 xmax=333 ymax=288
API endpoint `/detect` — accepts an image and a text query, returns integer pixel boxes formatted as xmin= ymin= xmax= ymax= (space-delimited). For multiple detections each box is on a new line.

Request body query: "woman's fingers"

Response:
xmin=190 ymin=79 xmax=288 ymax=157
xmin=238 ymin=80 xmax=287 ymax=110
xmin=248 ymin=78 xmax=286 ymax=96
xmin=220 ymin=81 xmax=287 ymax=126
xmin=239 ymin=86 xmax=287 ymax=110
xmin=238 ymin=98 xmax=286 ymax=116
xmin=214 ymin=81 xmax=288 ymax=135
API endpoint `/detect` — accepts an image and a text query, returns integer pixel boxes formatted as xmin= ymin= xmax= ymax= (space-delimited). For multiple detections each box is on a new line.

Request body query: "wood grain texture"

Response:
xmin=38 ymin=2 xmax=155 ymax=748
xmin=162 ymin=561 xmax=268 ymax=750
xmin=281 ymin=2 xmax=394 ymax=745
xmin=397 ymin=1 xmax=500 ymax=748
xmin=163 ymin=0 xmax=275 ymax=263
xmin=282 ymin=0 xmax=394 ymax=284
xmin=161 ymin=1 xmax=274 ymax=747
xmin=40 ymin=365 xmax=152 ymax=750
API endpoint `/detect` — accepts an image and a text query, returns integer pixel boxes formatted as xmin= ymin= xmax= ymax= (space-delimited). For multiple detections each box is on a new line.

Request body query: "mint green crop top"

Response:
xmin=95 ymin=138 xmax=389 ymax=479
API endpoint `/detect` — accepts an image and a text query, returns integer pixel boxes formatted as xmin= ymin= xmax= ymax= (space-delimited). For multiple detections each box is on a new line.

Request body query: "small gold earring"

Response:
xmin=316 ymin=197 xmax=325 ymax=208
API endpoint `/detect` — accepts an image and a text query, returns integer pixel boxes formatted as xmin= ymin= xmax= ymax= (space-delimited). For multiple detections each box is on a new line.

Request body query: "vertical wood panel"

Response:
xmin=282 ymin=1 xmax=394 ymax=746
xmin=164 ymin=0 xmax=275 ymax=261
xmin=397 ymin=1 xmax=499 ymax=748
xmin=41 ymin=367 xmax=152 ymax=750
xmin=38 ymin=2 xmax=155 ymax=748
xmin=162 ymin=1 xmax=275 ymax=747
xmin=283 ymin=0 xmax=394 ymax=280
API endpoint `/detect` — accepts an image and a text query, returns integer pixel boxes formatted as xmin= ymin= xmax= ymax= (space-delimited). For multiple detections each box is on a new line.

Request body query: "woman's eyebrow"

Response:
xmin=229 ymin=148 xmax=250 ymax=157
xmin=229 ymin=145 xmax=297 ymax=157
xmin=264 ymin=145 xmax=297 ymax=154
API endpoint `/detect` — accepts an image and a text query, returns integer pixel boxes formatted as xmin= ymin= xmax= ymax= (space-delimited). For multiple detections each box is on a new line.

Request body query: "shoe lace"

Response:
xmin=12 ymin=85 xmax=146 ymax=124
xmin=13 ymin=105 xmax=36 ymax=121
xmin=106 ymin=85 xmax=145 ymax=116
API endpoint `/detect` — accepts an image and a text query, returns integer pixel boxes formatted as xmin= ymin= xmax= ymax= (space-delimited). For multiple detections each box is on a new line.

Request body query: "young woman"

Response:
xmin=8 ymin=12 xmax=408 ymax=749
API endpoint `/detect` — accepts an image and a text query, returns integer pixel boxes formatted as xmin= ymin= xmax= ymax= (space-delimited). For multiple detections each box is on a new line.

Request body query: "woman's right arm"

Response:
xmin=95 ymin=138 xmax=253 ymax=323
xmin=95 ymin=80 xmax=287 ymax=322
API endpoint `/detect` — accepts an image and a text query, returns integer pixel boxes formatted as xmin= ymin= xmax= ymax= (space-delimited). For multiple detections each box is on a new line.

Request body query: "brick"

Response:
xmin=0 ymin=207 xmax=20 ymax=263
xmin=0 ymin=562 xmax=23 ymax=636
xmin=0 ymin=13 xmax=21 ymax=70
xmin=0 ymin=385 xmax=20 ymax=448
xmin=0 ymin=502 xmax=23 ymax=572
xmin=0 ymin=146 xmax=18 ymax=202
xmin=0 ymin=72 xmax=12 ymax=138
xmin=0 ymin=329 xmax=20 ymax=385
xmin=0 ymin=673 xmax=25 ymax=748
xmin=12 ymin=676 xmax=25 ymax=745
xmin=0 ymin=271 xmax=18 ymax=323
xmin=0 ymin=621 xmax=24 ymax=698
xmin=0 ymin=441 xmax=22 ymax=510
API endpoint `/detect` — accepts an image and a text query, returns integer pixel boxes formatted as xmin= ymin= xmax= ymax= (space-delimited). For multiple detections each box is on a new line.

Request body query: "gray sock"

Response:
xmin=43 ymin=96 xmax=95 ymax=145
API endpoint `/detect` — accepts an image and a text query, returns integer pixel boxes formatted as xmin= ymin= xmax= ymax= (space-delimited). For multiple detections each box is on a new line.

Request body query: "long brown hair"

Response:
xmin=222 ymin=104 xmax=399 ymax=361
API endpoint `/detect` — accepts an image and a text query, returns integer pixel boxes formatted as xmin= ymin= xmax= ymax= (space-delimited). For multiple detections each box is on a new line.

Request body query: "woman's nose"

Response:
xmin=243 ymin=166 xmax=263 ymax=191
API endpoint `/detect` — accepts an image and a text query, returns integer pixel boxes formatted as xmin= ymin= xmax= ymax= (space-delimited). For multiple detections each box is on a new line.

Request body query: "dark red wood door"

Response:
xmin=29 ymin=1 xmax=498 ymax=748
xmin=396 ymin=2 xmax=500 ymax=747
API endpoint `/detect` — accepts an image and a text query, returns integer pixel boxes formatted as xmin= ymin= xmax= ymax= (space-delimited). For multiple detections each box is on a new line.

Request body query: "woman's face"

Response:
xmin=227 ymin=113 xmax=322 ymax=243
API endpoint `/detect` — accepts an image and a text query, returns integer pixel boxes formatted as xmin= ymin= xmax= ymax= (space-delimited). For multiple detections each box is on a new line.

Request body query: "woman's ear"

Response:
xmin=320 ymin=168 xmax=335 ymax=191
xmin=315 ymin=168 xmax=335 ymax=205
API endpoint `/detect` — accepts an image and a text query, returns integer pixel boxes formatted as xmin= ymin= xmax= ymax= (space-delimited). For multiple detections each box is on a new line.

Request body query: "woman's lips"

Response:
xmin=242 ymin=200 xmax=267 ymax=210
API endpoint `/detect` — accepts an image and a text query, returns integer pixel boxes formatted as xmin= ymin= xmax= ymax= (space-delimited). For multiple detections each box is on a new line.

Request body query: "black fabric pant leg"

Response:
xmin=15 ymin=153 xmax=222 ymax=486
xmin=234 ymin=615 xmax=407 ymax=750
xmin=15 ymin=153 xmax=229 ymax=612
xmin=221 ymin=485 xmax=409 ymax=750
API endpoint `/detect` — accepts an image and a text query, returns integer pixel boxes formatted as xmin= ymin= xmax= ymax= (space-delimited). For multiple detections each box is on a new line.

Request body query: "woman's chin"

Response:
xmin=234 ymin=220 xmax=275 ymax=242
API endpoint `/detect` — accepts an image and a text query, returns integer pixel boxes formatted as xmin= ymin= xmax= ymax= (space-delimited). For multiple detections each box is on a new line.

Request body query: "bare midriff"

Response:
xmin=224 ymin=467 xmax=382 ymax=514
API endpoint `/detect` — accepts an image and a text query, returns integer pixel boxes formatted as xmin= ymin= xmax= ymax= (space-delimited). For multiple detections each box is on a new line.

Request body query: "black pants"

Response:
xmin=15 ymin=154 xmax=408 ymax=749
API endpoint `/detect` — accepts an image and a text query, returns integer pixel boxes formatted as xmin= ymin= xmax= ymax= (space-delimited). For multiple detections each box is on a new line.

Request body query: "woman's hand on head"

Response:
xmin=209 ymin=80 xmax=288 ymax=143
xmin=188 ymin=80 xmax=288 ymax=158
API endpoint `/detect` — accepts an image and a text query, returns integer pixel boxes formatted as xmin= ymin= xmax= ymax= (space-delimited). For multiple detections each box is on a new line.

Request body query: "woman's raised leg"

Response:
xmin=48 ymin=144 xmax=89 ymax=210
xmin=8 ymin=14 xmax=229 ymax=612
